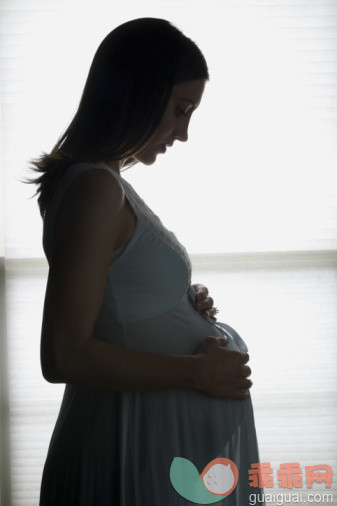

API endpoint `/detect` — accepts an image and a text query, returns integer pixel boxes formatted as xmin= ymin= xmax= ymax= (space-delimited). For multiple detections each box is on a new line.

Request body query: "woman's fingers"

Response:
xmin=193 ymin=283 xmax=209 ymax=302
xmin=192 ymin=284 xmax=218 ymax=320
xmin=241 ymin=352 xmax=250 ymax=365
xmin=202 ymin=305 xmax=217 ymax=316
xmin=241 ymin=364 xmax=252 ymax=377
xmin=194 ymin=339 xmax=253 ymax=400
xmin=236 ymin=377 xmax=253 ymax=389
xmin=194 ymin=296 xmax=214 ymax=311
xmin=203 ymin=306 xmax=218 ymax=321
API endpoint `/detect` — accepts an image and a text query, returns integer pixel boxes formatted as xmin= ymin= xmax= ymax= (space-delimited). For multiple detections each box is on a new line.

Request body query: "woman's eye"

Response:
xmin=175 ymin=107 xmax=188 ymax=118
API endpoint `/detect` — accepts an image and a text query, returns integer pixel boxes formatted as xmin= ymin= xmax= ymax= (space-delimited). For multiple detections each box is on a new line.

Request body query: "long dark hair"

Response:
xmin=23 ymin=18 xmax=209 ymax=219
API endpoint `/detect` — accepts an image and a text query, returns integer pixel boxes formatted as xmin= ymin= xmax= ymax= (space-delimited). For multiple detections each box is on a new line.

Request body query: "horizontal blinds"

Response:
xmin=3 ymin=255 xmax=337 ymax=505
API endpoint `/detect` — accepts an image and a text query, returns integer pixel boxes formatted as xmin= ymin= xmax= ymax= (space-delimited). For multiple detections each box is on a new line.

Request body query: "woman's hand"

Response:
xmin=192 ymin=283 xmax=218 ymax=321
xmin=193 ymin=337 xmax=252 ymax=400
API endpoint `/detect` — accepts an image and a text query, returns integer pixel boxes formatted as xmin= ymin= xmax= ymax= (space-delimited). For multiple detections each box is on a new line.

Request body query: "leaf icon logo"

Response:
xmin=170 ymin=457 xmax=239 ymax=504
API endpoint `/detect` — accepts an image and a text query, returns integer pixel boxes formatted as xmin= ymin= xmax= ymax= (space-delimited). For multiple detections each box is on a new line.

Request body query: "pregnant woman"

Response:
xmin=26 ymin=17 xmax=264 ymax=505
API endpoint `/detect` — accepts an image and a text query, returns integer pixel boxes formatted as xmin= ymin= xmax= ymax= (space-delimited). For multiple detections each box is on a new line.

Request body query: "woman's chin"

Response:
xmin=135 ymin=152 xmax=158 ymax=166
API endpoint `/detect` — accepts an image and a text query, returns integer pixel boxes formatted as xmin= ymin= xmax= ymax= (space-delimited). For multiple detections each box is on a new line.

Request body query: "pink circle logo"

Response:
xmin=200 ymin=457 xmax=239 ymax=496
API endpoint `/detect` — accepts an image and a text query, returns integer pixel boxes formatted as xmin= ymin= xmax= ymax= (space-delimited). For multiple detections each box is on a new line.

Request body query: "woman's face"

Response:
xmin=133 ymin=79 xmax=206 ymax=165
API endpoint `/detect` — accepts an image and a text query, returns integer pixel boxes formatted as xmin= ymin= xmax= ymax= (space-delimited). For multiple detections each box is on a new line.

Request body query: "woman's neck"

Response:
xmin=104 ymin=160 xmax=122 ymax=174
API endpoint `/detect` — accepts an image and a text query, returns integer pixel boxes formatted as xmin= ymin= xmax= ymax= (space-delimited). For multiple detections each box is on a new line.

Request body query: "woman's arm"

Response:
xmin=46 ymin=335 xmax=195 ymax=392
xmin=41 ymin=169 xmax=195 ymax=391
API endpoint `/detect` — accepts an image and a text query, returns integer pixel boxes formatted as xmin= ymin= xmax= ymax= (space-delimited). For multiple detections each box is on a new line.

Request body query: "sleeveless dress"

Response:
xmin=39 ymin=161 xmax=264 ymax=506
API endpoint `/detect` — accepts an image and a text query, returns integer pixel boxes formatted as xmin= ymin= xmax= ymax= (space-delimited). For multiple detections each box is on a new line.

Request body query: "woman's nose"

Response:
xmin=174 ymin=128 xmax=188 ymax=143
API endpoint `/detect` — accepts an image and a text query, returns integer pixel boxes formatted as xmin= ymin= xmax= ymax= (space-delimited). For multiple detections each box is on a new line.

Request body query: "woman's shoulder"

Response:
xmin=62 ymin=162 xmax=123 ymax=194
xmin=53 ymin=163 xmax=126 ymax=240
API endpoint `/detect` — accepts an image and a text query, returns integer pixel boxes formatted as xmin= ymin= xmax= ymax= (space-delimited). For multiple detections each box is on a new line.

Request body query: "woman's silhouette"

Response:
xmin=24 ymin=17 xmax=263 ymax=505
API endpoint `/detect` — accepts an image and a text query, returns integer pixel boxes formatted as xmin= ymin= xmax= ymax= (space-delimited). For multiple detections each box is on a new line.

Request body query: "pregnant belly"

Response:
xmin=116 ymin=294 xmax=247 ymax=355
xmin=119 ymin=296 xmax=250 ymax=493
xmin=55 ymin=293 xmax=250 ymax=500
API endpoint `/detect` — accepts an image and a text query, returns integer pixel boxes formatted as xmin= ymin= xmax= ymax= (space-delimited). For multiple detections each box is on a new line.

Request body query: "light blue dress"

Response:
xmin=40 ymin=161 xmax=264 ymax=505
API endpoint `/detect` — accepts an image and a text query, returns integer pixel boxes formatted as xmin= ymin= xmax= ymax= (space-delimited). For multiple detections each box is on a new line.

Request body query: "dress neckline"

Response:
xmin=94 ymin=161 xmax=192 ymax=286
